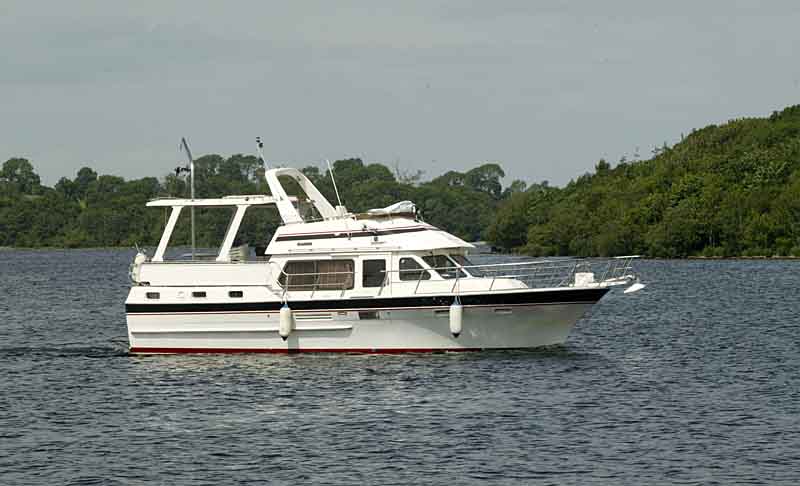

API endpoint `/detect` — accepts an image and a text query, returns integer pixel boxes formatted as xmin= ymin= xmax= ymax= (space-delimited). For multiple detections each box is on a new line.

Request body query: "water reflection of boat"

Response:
xmin=125 ymin=166 xmax=643 ymax=354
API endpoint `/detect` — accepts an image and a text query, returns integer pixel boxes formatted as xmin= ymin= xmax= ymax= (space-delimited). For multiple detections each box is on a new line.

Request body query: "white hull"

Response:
xmin=126 ymin=301 xmax=595 ymax=354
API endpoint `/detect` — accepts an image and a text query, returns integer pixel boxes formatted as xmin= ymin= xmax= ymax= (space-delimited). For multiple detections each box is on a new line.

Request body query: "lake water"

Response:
xmin=1 ymin=250 xmax=798 ymax=485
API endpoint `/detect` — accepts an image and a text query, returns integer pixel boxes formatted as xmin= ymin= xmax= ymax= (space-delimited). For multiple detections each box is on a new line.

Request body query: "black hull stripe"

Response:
xmin=125 ymin=288 xmax=608 ymax=314
xmin=275 ymin=227 xmax=430 ymax=242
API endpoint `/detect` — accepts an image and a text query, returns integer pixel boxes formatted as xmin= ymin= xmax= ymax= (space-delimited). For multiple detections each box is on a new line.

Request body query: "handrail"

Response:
xmin=270 ymin=257 xmax=641 ymax=296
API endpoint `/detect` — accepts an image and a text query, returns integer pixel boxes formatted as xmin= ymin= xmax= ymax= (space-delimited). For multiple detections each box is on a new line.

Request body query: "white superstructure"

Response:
xmin=125 ymin=167 xmax=643 ymax=354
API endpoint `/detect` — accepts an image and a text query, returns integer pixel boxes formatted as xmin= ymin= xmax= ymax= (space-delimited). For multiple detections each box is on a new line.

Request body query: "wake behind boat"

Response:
xmin=125 ymin=146 xmax=645 ymax=354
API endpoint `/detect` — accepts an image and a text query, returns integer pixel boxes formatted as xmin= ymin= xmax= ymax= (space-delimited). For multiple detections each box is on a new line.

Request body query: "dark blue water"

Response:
xmin=1 ymin=250 xmax=798 ymax=485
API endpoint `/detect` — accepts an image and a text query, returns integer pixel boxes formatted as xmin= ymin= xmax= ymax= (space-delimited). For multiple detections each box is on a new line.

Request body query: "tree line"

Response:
xmin=0 ymin=154 xmax=520 ymax=249
xmin=3 ymin=104 xmax=799 ymax=256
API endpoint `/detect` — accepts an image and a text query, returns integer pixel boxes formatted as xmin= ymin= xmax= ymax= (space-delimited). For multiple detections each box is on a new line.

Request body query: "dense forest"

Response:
xmin=487 ymin=105 xmax=800 ymax=257
xmin=0 ymin=154 xmax=519 ymax=249
xmin=2 ymin=105 xmax=800 ymax=257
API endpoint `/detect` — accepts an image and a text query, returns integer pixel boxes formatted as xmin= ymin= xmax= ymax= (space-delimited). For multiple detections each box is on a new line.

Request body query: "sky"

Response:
xmin=1 ymin=1 xmax=798 ymax=187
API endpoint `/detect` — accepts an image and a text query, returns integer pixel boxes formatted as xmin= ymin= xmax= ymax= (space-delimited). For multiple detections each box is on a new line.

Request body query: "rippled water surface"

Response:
xmin=1 ymin=250 xmax=798 ymax=485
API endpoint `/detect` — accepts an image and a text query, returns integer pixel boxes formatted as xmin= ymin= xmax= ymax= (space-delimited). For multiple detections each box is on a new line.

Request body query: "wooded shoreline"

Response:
xmin=3 ymin=105 xmax=800 ymax=258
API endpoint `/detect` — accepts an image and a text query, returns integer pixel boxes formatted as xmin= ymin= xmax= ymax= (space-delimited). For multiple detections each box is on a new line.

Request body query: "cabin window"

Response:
xmin=146 ymin=292 xmax=160 ymax=299
xmin=229 ymin=291 xmax=244 ymax=298
xmin=279 ymin=260 xmax=354 ymax=290
xmin=449 ymin=254 xmax=484 ymax=277
xmin=192 ymin=291 xmax=207 ymax=298
xmin=358 ymin=311 xmax=380 ymax=320
xmin=399 ymin=257 xmax=430 ymax=281
xmin=422 ymin=255 xmax=467 ymax=279
xmin=362 ymin=260 xmax=387 ymax=288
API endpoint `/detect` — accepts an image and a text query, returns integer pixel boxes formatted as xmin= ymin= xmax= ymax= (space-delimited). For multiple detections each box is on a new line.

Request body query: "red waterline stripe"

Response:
xmin=129 ymin=347 xmax=483 ymax=355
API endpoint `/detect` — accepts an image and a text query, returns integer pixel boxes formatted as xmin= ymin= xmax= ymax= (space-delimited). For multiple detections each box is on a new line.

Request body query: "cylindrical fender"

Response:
xmin=279 ymin=304 xmax=294 ymax=340
xmin=449 ymin=299 xmax=463 ymax=338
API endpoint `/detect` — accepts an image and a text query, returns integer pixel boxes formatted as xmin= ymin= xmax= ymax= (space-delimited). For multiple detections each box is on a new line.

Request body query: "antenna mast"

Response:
xmin=180 ymin=137 xmax=196 ymax=260
xmin=326 ymin=159 xmax=344 ymax=210
xmin=256 ymin=137 xmax=269 ymax=173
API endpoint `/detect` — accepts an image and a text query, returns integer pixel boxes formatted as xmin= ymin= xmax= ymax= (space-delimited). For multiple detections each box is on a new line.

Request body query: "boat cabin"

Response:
xmin=131 ymin=167 xmax=508 ymax=296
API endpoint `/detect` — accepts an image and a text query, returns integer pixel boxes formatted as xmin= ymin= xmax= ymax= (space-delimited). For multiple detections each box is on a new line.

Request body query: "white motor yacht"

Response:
xmin=125 ymin=166 xmax=644 ymax=354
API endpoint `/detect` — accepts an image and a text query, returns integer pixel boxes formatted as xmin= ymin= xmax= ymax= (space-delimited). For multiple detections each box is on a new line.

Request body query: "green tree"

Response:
xmin=1 ymin=158 xmax=41 ymax=194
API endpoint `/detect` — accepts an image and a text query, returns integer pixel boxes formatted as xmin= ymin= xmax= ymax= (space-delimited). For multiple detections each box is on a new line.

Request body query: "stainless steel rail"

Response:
xmin=271 ymin=257 xmax=641 ymax=297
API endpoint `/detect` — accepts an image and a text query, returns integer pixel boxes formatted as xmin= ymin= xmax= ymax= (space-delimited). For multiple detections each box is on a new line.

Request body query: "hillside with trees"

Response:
xmin=486 ymin=105 xmax=800 ymax=257
xmin=3 ymin=105 xmax=800 ymax=256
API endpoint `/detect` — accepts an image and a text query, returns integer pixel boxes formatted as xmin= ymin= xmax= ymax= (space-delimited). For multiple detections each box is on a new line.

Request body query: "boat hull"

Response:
xmin=125 ymin=289 xmax=607 ymax=354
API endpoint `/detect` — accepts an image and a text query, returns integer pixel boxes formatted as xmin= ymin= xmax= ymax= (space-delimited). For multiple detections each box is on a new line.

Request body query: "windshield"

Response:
xmin=422 ymin=255 xmax=467 ymax=279
xmin=449 ymin=254 xmax=484 ymax=277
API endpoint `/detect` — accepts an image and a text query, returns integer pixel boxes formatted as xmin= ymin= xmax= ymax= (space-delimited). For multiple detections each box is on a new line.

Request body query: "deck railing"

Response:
xmin=272 ymin=256 xmax=640 ymax=298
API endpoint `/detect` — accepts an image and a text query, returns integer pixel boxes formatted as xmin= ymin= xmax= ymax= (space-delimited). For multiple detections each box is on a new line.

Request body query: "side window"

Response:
xmin=278 ymin=260 xmax=354 ymax=290
xmin=363 ymin=259 xmax=387 ymax=288
xmin=399 ymin=257 xmax=430 ymax=281
xmin=450 ymin=254 xmax=483 ymax=277
xmin=317 ymin=260 xmax=354 ymax=290
xmin=422 ymin=255 xmax=466 ymax=279
xmin=279 ymin=261 xmax=317 ymax=290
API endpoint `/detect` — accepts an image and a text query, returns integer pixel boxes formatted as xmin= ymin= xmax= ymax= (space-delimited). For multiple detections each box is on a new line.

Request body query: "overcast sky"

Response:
xmin=1 ymin=1 xmax=798 ymax=187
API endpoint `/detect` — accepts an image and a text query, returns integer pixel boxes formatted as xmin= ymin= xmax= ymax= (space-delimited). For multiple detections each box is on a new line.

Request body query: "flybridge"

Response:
xmin=149 ymin=167 xmax=343 ymax=262
xmin=148 ymin=194 xmax=290 ymax=261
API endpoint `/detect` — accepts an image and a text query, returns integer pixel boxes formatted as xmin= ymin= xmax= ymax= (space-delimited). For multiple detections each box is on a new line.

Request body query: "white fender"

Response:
xmin=279 ymin=304 xmax=294 ymax=340
xmin=449 ymin=299 xmax=463 ymax=338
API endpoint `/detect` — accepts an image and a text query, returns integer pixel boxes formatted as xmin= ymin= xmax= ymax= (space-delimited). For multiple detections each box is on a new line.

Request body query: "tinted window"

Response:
xmin=146 ymin=292 xmax=160 ymax=299
xmin=450 ymin=254 xmax=483 ymax=277
xmin=278 ymin=260 xmax=316 ymax=290
xmin=317 ymin=260 xmax=354 ymax=290
xmin=422 ymin=255 xmax=466 ymax=279
xmin=362 ymin=260 xmax=386 ymax=288
xmin=279 ymin=260 xmax=354 ymax=290
xmin=192 ymin=291 xmax=207 ymax=298
xmin=399 ymin=257 xmax=430 ymax=281
xmin=229 ymin=291 xmax=244 ymax=298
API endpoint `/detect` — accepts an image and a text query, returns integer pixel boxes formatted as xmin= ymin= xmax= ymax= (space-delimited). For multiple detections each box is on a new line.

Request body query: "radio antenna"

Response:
xmin=179 ymin=137 xmax=195 ymax=261
xmin=256 ymin=137 xmax=269 ymax=172
xmin=326 ymin=159 xmax=343 ymax=209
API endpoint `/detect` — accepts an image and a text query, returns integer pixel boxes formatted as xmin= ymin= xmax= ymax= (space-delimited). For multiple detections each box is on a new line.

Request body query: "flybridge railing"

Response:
xmin=272 ymin=256 xmax=640 ymax=298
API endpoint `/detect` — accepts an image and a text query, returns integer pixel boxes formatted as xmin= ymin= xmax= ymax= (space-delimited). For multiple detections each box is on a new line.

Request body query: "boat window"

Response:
xmin=449 ymin=254 xmax=484 ymax=277
xmin=399 ymin=257 xmax=430 ymax=281
xmin=229 ymin=291 xmax=244 ymax=298
xmin=279 ymin=260 xmax=316 ymax=289
xmin=362 ymin=259 xmax=387 ymax=288
xmin=192 ymin=291 xmax=207 ymax=298
xmin=279 ymin=260 xmax=354 ymax=290
xmin=146 ymin=292 xmax=160 ymax=299
xmin=422 ymin=255 xmax=467 ymax=279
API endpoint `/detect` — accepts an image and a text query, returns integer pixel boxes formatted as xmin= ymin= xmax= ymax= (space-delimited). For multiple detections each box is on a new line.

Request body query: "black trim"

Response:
xmin=275 ymin=227 xmax=430 ymax=242
xmin=125 ymin=288 xmax=608 ymax=314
